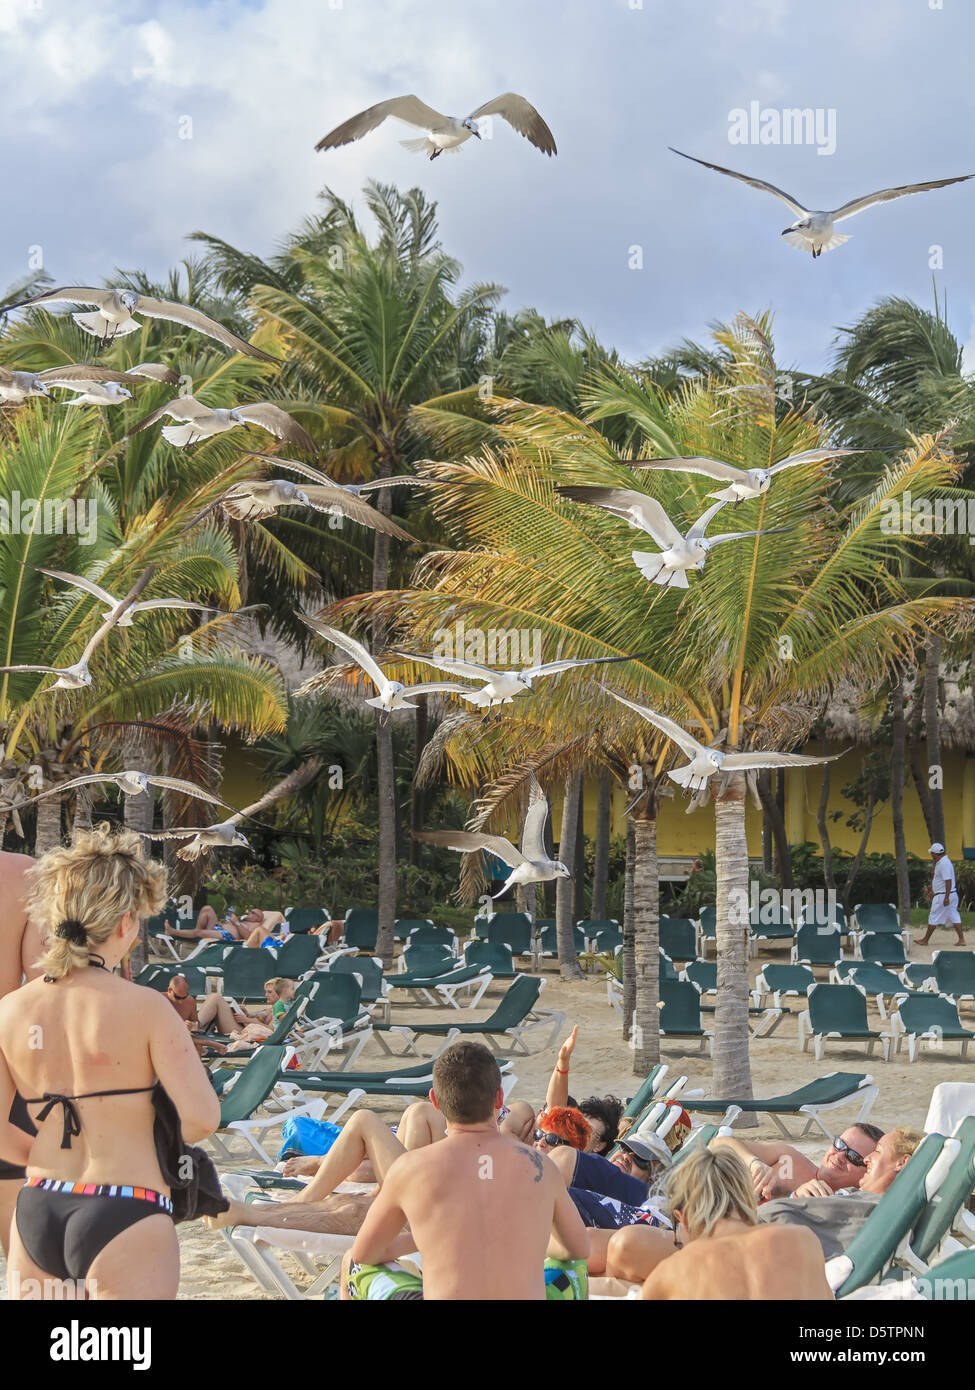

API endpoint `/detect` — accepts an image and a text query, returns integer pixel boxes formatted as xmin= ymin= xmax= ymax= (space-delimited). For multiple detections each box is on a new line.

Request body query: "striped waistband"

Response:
xmin=24 ymin=1176 xmax=174 ymax=1214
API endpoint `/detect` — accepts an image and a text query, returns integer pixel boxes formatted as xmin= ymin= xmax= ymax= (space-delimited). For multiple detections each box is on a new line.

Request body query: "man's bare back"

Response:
xmin=0 ymin=851 xmax=42 ymax=997
xmin=352 ymin=1127 xmax=587 ymax=1301
xmin=642 ymin=1221 xmax=833 ymax=1300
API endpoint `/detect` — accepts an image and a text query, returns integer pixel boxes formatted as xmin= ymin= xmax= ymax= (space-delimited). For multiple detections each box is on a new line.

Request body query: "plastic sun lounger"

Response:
xmin=753 ymin=963 xmax=816 ymax=1009
xmin=826 ymin=1133 xmax=959 ymax=1296
xmin=385 ymin=963 xmax=493 ymax=1011
xmin=658 ymin=979 xmax=714 ymax=1056
xmin=799 ymin=983 xmax=892 ymax=1062
xmin=933 ymin=950 xmax=975 ymax=1007
xmin=681 ymin=1072 xmax=880 ymax=1140
xmin=918 ymin=1245 xmax=975 ymax=1297
xmin=372 ymin=975 xmax=565 ymax=1058
xmin=889 ymin=994 xmax=975 ymax=1062
xmin=621 ymin=1065 xmax=671 ymax=1119
xmin=907 ymin=1116 xmax=975 ymax=1270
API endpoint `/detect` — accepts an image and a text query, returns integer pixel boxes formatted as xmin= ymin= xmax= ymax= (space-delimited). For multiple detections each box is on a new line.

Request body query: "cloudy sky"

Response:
xmin=2 ymin=0 xmax=973 ymax=371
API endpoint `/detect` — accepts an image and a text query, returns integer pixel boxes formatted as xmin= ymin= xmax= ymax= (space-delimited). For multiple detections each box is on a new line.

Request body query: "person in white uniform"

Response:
xmin=917 ymin=842 xmax=964 ymax=947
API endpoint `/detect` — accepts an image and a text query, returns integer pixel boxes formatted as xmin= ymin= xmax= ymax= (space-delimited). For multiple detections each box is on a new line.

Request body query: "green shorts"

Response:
xmin=346 ymin=1256 xmax=588 ymax=1301
xmin=347 ymin=1260 xmax=424 ymax=1301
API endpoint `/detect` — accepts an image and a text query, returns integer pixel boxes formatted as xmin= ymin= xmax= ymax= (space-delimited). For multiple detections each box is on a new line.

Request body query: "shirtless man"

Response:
xmin=0 ymin=850 xmax=44 ymax=1252
xmin=711 ymin=1121 xmax=884 ymax=1199
xmin=346 ymin=1040 xmax=589 ymax=1300
xmin=641 ymin=1146 xmax=833 ymax=1301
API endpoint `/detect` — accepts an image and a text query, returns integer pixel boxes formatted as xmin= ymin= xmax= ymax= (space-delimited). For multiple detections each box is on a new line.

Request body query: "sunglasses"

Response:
xmin=534 ymin=1129 xmax=569 ymax=1148
xmin=832 ymin=1137 xmax=867 ymax=1168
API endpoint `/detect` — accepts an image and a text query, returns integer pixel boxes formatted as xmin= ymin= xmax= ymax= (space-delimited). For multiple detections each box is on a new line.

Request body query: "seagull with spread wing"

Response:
xmin=397 ymin=649 xmax=638 ymax=708
xmin=316 ymin=92 xmax=556 ymax=160
xmin=631 ymin=448 xmax=858 ymax=504
xmin=669 ymin=148 xmax=973 ymax=258
xmin=34 ymin=566 xmax=258 ymax=628
xmin=297 ymin=619 xmax=478 ymax=713
xmin=415 ymin=777 xmax=569 ymax=898
xmin=0 ymin=363 xmax=157 ymax=405
xmin=0 ymin=603 xmax=131 ymax=691
xmin=127 ymin=395 xmax=315 ymax=452
xmin=138 ymin=760 xmax=323 ymax=860
xmin=7 ymin=770 xmax=234 ymax=812
xmin=53 ymin=362 xmax=180 ymax=407
xmin=556 ymin=486 xmax=789 ymax=587
xmin=5 ymin=286 xmax=280 ymax=360
xmin=606 ymin=690 xmax=844 ymax=794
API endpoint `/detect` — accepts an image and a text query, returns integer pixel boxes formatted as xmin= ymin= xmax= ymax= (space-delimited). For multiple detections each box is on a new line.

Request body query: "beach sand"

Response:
xmin=3 ymin=932 xmax=970 ymax=1299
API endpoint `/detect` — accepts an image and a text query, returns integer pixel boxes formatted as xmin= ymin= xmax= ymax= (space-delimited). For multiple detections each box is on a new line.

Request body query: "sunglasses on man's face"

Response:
xmin=534 ymin=1129 xmax=569 ymax=1148
xmin=832 ymin=1137 xmax=867 ymax=1168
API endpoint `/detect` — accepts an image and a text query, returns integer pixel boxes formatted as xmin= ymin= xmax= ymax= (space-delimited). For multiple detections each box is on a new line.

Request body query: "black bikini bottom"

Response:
xmin=15 ymin=1180 xmax=174 ymax=1281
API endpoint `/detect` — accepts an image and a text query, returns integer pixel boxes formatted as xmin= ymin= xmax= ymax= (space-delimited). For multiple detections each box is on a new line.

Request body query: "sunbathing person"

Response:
xmin=711 ymin=1121 xmax=884 ymax=1199
xmin=0 ymin=824 xmax=220 ymax=1299
xmin=345 ymin=1040 xmax=590 ymax=1300
xmin=169 ymin=906 xmax=286 ymax=944
xmin=0 ymin=849 xmax=44 ymax=1253
xmin=640 ymin=1146 xmax=834 ymax=1300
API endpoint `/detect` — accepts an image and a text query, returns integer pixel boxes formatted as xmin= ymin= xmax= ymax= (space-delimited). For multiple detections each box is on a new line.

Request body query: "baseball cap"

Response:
xmin=618 ymin=1133 xmax=673 ymax=1169
xmin=929 ymin=842 xmax=945 ymax=854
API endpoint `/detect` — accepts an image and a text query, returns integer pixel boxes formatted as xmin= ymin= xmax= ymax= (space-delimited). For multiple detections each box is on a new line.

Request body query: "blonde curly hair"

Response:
xmin=28 ymin=822 xmax=168 ymax=980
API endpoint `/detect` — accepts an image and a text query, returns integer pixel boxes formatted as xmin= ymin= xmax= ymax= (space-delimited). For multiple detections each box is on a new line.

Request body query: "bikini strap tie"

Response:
xmin=33 ymin=1094 xmax=82 ymax=1150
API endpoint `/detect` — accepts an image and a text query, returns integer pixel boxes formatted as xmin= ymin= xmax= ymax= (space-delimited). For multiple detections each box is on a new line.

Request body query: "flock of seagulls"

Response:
xmin=4 ymin=84 xmax=964 ymax=878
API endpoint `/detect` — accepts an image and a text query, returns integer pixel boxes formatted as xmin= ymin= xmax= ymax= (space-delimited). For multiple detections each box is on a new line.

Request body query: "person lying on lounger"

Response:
xmin=710 ymin=1121 xmax=885 ymax=1199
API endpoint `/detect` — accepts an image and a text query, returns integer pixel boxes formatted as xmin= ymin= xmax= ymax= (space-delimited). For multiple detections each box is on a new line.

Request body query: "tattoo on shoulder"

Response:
xmin=520 ymin=1144 xmax=544 ymax=1183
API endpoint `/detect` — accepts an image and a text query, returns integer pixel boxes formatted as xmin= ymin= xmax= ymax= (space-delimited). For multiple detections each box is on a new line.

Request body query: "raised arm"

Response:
xmin=145 ymin=989 xmax=221 ymax=1142
xmin=545 ymin=1025 xmax=579 ymax=1112
xmin=710 ymin=1135 xmax=802 ymax=1198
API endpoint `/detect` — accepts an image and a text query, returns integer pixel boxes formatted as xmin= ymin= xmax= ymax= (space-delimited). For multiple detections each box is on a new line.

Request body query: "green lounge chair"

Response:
xmin=659 ymin=950 xmax=678 ymax=982
xmin=754 ymin=963 xmax=815 ymax=1009
xmin=918 ymin=1246 xmax=975 ymax=1298
xmin=327 ymin=953 xmax=388 ymax=1005
xmin=891 ymin=994 xmax=975 ymax=1062
xmin=621 ymin=1065 xmax=671 ymax=1120
xmin=798 ymin=902 xmax=848 ymax=934
xmin=799 ymin=983 xmax=892 ymax=1062
xmin=696 ymin=906 xmax=717 ymax=958
xmin=208 ymin=1045 xmax=344 ymax=1164
xmin=827 ymin=1133 xmax=957 ymax=1296
xmin=407 ymin=924 xmax=458 ymax=953
xmin=901 ymin=963 xmax=937 ymax=991
xmin=908 ymin=1117 xmax=975 ymax=1270
xmin=464 ymin=939 xmax=516 ymax=978
xmin=136 ymin=961 xmax=214 ymax=995
xmin=214 ymin=946 xmax=284 ymax=1002
xmin=284 ymin=906 xmax=330 ymax=934
xmin=683 ymin=959 xmax=717 ymax=995
xmin=386 ymin=961 xmax=493 ymax=1010
xmin=853 ymin=901 xmax=901 ymax=934
xmin=748 ymin=905 xmax=795 ymax=955
xmin=670 ymin=1123 xmax=720 ymax=1166
xmin=858 ymin=932 xmax=907 ymax=968
xmin=658 ymin=979 xmax=713 ymax=1055
xmin=792 ymin=924 xmax=843 ymax=969
xmin=485 ymin=914 xmax=533 ymax=957
xmin=682 ymin=1071 xmax=879 ymax=1140
xmin=373 ymin=974 xmax=565 ymax=1057
xmin=834 ymin=963 xmax=928 ymax=1020
xmin=933 ymin=950 xmax=975 ymax=1007
xmin=659 ymin=918 xmax=697 ymax=962
xmin=299 ymin=974 xmax=374 ymax=1069
xmin=272 ymin=933 xmax=327 ymax=978
xmin=343 ymin=908 xmax=378 ymax=951
xmin=582 ymin=920 xmax=623 ymax=952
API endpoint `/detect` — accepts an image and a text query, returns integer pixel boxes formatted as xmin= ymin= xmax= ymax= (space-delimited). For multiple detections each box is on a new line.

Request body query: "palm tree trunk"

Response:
xmin=372 ymin=462 xmax=397 ymax=970
xmin=556 ymin=770 xmax=583 ymax=980
xmin=72 ymin=785 xmax=93 ymax=835
xmin=123 ymin=735 xmax=157 ymax=976
xmin=408 ymin=698 xmax=428 ymax=866
xmin=891 ymin=672 xmax=911 ymax=928
xmin=908 ymin=666 xmax=935 ymax=841
xmin=34 ymin=794 xmax=63 ymax=855
xmin=621 ymin=816 xmax=636 ymax=1040
xmin=591 ymin=768 xmax=611 ymax=920
xmin=924 ymin=632 xmax=945 ymax=846
xmin=842 ymin=793 xmax=877 ymax=911
xmin=713 ymin=773 xmax=755 ymax=1123
xmin=631 ymin=809 xmax=660 ymax=1074
xmin=572 ymin=783 xmax=586 ymax=922
xmin=817 ymin=763 xmax=836 ymax=892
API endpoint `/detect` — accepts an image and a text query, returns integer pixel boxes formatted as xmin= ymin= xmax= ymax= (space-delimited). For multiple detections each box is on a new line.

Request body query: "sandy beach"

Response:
xmin=118 ymin=932 xmax=973 ymax=1300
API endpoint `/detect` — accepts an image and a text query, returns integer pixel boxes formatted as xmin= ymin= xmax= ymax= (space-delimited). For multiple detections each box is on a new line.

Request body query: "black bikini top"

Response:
xmin=27 ymin=954 xmax=156 ymax=1150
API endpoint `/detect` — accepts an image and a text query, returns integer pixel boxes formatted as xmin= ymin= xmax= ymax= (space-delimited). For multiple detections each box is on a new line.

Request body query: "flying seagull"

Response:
xmin=33 ymin=566 xmax=258 ymax=628
xmin=317 ymin=92 xmax=556 ymax=160
xmin=556 ymin=487 xmax=789 ymax=587
xmin=52 ymin=361 xmax=181 ymax=407
xmin=245 ymin=450 xmax=433 ymax=498
xmin=398 ymin=649 xmax=639 ymax=707
xmin=631 ymin=448 xmax=858 ymax=504
xmin=138 ymin=761 xmax=323 ymax=860
xmin=127 ymin=396 xmax=315 ymax=452
xmin=0 ymin=601 xmax=132 ymax=691
xmin=415 ymin=777 xmax=569 ymax=898
xmin=669 ymin=148 xmax=973 ymax=258
xmin=217 ymin=478 xmax=413 ymax=538
xmin=0 ymin=363 xmax=150 ymax=405
xmin=606 ymin=690 xmax=844 ymax=793
xmin=5 ymin=286 xmax=280 ymax=361
xmin=7 ymin=770 xmax=234 ymax=812
xmin=296 ymin=619 xmax=478 ymax=713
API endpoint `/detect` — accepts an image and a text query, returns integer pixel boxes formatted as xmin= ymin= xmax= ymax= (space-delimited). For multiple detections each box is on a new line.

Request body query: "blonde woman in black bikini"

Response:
xmin=0 ymin=825 xmax=221 ymax=1299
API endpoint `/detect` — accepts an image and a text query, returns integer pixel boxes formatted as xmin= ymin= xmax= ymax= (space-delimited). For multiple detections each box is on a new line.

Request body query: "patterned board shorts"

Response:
xmin=346 ymin=1257 xmax=589 ymax=1301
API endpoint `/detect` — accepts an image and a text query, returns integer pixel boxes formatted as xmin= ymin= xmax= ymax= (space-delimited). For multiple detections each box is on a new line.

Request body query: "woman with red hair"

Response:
xmin=534 ymin=1107 xmax=592 ymax=1153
